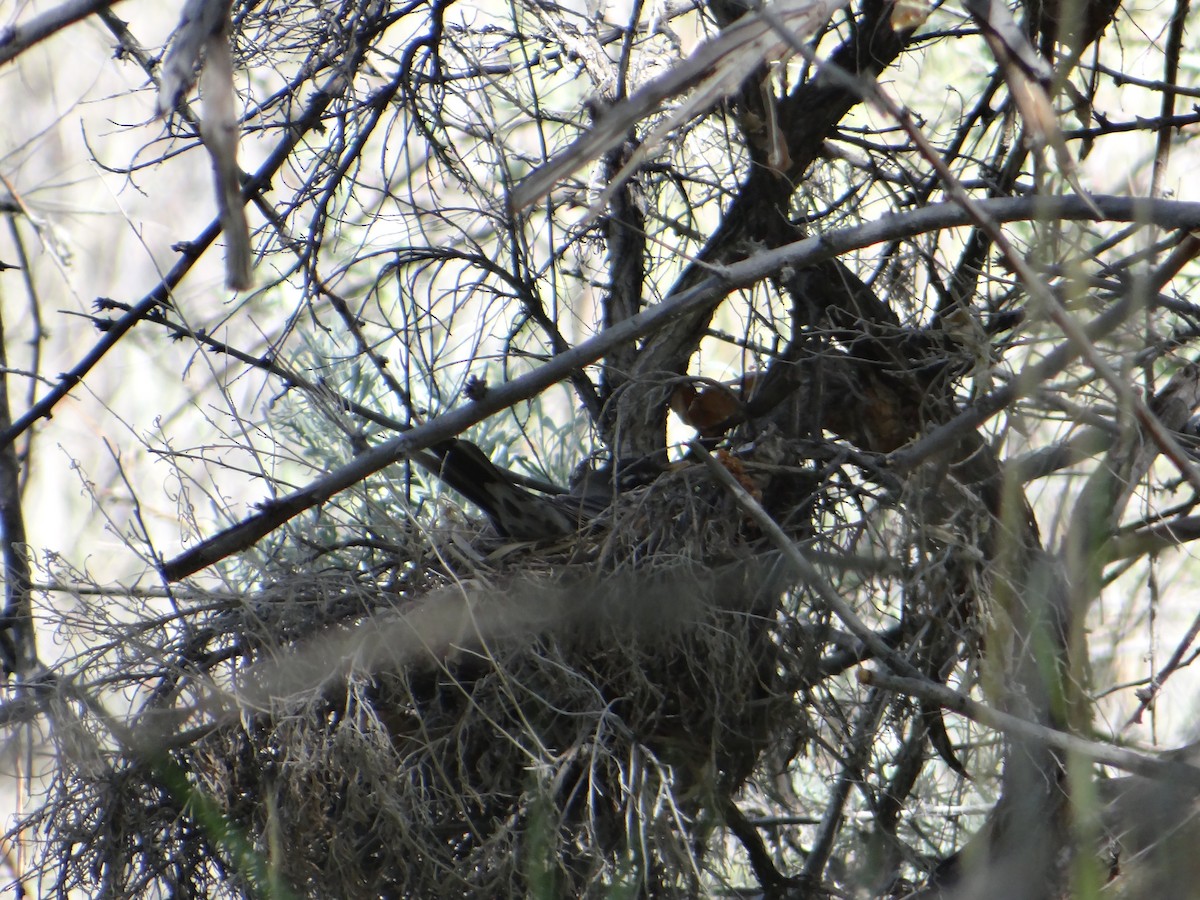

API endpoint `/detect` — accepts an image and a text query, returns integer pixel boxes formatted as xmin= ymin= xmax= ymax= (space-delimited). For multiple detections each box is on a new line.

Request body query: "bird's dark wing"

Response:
xmin=431 ymin=440 xmax=576 ymax=540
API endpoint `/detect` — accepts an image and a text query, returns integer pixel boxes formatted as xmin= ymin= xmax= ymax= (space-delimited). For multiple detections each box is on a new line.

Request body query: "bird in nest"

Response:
xmin=428 ymin=440 xmax=662 ymax=541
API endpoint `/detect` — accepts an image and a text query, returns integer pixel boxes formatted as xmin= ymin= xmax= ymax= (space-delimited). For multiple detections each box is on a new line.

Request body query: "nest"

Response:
xmin=37 ymin=447 xmax=825 ymax=898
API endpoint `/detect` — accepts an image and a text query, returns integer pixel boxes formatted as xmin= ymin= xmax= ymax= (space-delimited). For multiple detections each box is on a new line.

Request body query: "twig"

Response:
xmin=860 ymin=669 xmax=1200 ymax=790
xmin=689 ymin=440 xmax=923 ymax=680
xmin=1123 ymin=606 xmax=1200 ymax=728
xmin=802 ymin=689 xmax=887 ymax=884
xmin=0 ymin=63 xmax=349 ymax=453
xmin=722 ymin=797 xmax=797 ymax=892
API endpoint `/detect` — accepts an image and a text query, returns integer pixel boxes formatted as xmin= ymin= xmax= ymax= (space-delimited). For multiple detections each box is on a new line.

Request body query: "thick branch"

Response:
xmin=162 ymin=194 xmax=1200 ymax=580
xmin=0 ymin=0 xmax=126 ymax=66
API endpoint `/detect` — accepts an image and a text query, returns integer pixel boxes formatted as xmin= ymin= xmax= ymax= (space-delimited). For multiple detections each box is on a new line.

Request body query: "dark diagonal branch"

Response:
xmin=161 ymin=195 xmax=1200 ymax=581
xmin=0 ymin=65 xmax=350 ymax=453
xmin=0 ymin=0 xmax=126 ymax=66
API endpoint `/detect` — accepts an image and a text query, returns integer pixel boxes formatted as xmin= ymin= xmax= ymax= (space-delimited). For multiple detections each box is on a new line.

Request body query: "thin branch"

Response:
xmin=690 ymin=439 xmax=923 ymax=679
xmin=1124 ymin=605 xmax=1200 ymax=728
xmin=861 ymin=669 xmax=1200 ymax=790
xmin=0 ymin=64 xmax=350 ymax=453
xmin=0 ymin=0 xmax=126 ymax=66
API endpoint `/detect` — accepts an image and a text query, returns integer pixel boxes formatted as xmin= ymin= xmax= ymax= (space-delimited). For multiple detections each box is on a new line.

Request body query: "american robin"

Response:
xmin=669 ymin=373 xmax=761 ymax=439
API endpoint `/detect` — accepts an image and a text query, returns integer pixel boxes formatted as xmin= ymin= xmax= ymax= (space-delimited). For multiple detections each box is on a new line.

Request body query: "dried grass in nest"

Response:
xmin=42 ymin=455 xmax=821 ymax=898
